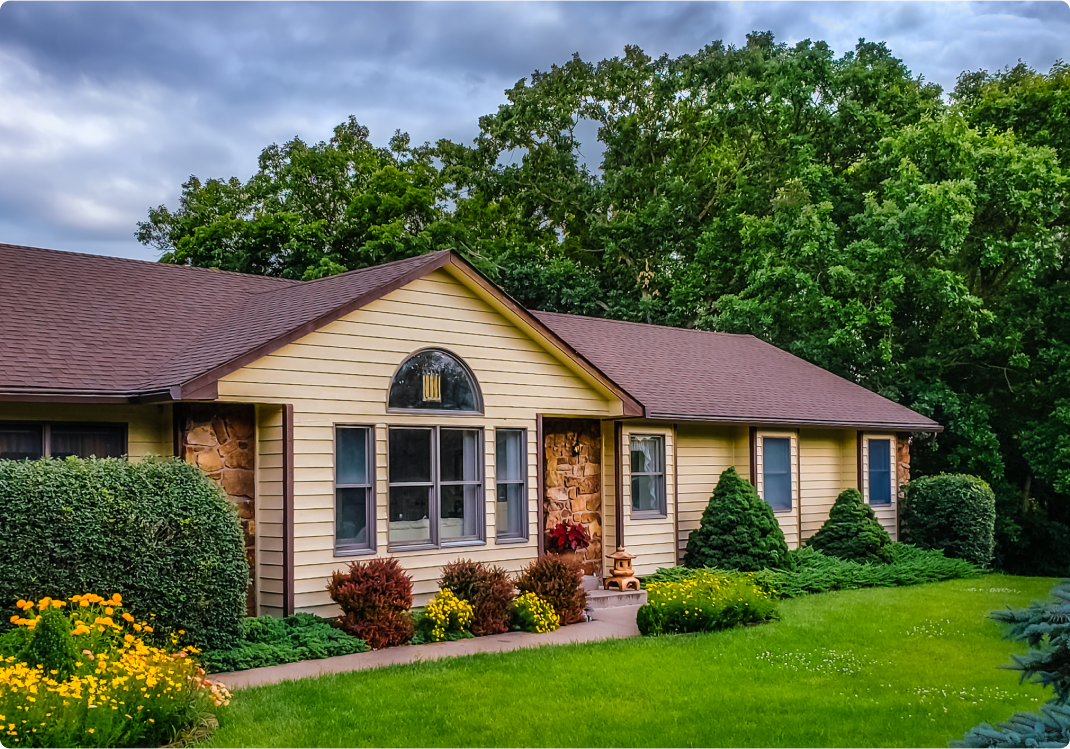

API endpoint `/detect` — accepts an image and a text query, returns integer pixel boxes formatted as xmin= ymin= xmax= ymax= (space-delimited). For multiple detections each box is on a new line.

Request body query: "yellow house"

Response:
xmin=0 ymin=243 xmax=941 ymax=616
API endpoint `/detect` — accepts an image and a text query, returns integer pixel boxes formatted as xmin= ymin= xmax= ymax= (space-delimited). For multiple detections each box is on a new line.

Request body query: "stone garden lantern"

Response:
xmin=604 ymin=546 xmax=641 ymax=591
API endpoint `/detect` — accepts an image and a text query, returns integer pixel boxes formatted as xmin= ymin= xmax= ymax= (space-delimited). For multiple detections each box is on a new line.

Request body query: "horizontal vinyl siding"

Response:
xmin=0 ymin=402 xmax=172 ymax=460
xmin=620 ymin=422 xmax=676 ymax=576
xmin=222 ymin=269 xmax=617 ymax=612
xmin=798 ymin=428 xmax=851 ymax=542
xmin=256 ymin=405 xmax=285 ymax=616
xmin=675 ymin=423 xmax=750 ymax=559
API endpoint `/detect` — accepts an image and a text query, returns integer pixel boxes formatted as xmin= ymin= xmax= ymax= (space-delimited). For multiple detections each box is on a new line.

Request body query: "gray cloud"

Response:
xmin=0 ymin=1 xmax=1067 ymax=261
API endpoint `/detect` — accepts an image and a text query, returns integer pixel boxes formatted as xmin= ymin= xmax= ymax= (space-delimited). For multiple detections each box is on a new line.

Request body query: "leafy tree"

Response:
xmin=683 ymin=467 xmax=792 ymax=571
xmin=807 ymin=489 xmax=893 ymax=564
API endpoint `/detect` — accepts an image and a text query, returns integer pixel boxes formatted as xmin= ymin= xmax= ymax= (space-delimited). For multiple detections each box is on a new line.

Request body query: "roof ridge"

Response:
xmin=295 ymin=250 xmax=453 ymax=287
xmin=0 ymin=241 xmax=300 ymax=285
xmin=533 ymin=309 xmax=751 ymax=339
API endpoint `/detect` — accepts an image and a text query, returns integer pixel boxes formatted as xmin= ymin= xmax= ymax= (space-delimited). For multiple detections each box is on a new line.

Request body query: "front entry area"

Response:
xmin=542 ymin=417 xmax=603 ymax=577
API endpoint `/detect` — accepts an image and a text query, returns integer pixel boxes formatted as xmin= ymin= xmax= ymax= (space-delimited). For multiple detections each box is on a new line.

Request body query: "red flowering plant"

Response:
xmin=547 ymin=521 xmax=592 ymax=553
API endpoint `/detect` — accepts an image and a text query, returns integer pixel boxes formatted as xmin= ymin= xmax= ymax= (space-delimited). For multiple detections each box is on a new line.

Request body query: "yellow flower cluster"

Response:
xmin=646 ymin=570 xmax=774 ymax=615
xmin=423 ymin=590 xmax=474 ymax=642
xmin=1 ymin=594 xmax=230 ymax=747
xmin=512 ymin=592 xmax=558 ymax=634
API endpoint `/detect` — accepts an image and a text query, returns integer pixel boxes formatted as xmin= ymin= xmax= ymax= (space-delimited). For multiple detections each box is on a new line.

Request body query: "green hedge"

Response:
xmin=901 ymin=474 xmax=996 ymax=568
xmin=0 ymin=456 xmax=248 ymax=650
xmin=645 ymin=543 xmax=984 ymax=598
xmin=807 ymin=488 xmax=893 ymax=564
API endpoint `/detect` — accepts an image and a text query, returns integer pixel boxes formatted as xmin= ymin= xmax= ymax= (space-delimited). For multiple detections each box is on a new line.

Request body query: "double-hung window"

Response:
xmin=630 ymin=434 xmax=666 ymax=518
xmin=495 ymin=429 xmax=527 ymax=541
xmin=761 ymin=436 xmax=793 ymax=512
xmin=335 ymin=426 xmax=375 ymax=554
xmin=867 ymin=438 xmax=893 ymax=506
xmin=0 ymin=422 xmax=126 ymax=460
xmin=389 ymin=426 xmax=484 ymax=548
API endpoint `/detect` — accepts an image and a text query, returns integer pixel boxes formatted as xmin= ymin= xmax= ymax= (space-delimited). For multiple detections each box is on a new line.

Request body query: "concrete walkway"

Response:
xmin=214 ymin=605 xmax=641 ymax=689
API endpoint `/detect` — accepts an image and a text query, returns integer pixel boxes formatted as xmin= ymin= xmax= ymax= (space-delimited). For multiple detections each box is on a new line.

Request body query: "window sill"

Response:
xmin=494 ymin=536 xmax=530 ymax=545
xmin=334 ymin=546 xmax=376 ymax=558
xmin=388 ymin=540 xmax=487 ymax=553
xmin=630 ymin=511 xmax=668 ymax=521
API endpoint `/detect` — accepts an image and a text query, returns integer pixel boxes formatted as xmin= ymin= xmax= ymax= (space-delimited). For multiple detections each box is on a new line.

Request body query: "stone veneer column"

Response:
xmin=178 ymin=403 xmax=257 ymax=615
xmin=895 ymin=432 xmax=912 ymax=500
xmin=543 ymin=418 xmax=603 ymax=577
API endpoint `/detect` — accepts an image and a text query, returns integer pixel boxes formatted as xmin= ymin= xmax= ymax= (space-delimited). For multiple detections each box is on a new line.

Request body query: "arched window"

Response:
xmin=388 ymin=349 xmax=482 ymax=413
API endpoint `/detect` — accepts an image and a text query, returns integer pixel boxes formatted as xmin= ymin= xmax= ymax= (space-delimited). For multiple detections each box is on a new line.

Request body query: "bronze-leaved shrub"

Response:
xmin=439 ymin=559 xmax=515 ymax=636
xmin=516 ymin=555 xmax=586 ymax=626
xmin=327 ymin=558 xmax=413 ymax=649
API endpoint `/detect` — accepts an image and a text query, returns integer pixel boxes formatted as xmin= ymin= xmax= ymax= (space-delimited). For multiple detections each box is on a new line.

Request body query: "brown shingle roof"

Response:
xmin=533 ymin=311 xmax=940 ymax=431
xmin=0 ymin=243 xmax=451 ymax=400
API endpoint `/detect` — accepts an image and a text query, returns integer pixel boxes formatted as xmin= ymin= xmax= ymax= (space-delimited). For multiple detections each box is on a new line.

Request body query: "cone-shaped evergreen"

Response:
xmin=807 ymin=488 xmax=893 ymax=564
xmin=682 ymin=466 xmax=792 ymax=571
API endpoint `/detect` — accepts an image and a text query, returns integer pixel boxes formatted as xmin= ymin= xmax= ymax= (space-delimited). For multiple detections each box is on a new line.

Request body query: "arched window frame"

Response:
xmin=386 ymin=347 xmax=484 ymax=415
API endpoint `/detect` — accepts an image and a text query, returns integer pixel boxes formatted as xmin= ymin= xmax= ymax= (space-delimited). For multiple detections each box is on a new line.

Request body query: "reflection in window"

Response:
xmin=868 ymin=439 xmax=892 ymax=506
xmin=0 ymin=423 xmax=124 ymax=460
xmin=495 ymin=429 xmax=526 ymax=540
xmin=762 ymin=437 xmax=792 ymax=512
xmin=388 ymin=349 xmax=481 ymax=412
xmin=335 ymin=426 xmax=374 ymax=553
xmin=630 ymin=435 xmax=666 ymax=517
xmin=388 ymin=426 xmax=484 ymax=547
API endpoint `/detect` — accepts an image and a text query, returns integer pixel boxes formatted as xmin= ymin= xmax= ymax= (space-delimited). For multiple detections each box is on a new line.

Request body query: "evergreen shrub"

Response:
xmin=439 ymin=559 xmax=515 ymax=636
xmin=902 ymin=474 xmax=996 ymax=567
xmin=200 ymin=613 xmax=368 ymax=673
xmin=327 ymin=557 xmax=414 ymax=649
xmin=953 ymin=579 xmax=1070 ymax=747
xmin=646 ymin=544 xmax=983 ymax=596
xmin=807 ymin=488 xmax=893 ymax=564
xmin=682 ymin=466 xmax=792 ymax=571
xmin=516 ymin=554 xmax=586 ymax=626
xmin=0 ymin=456 xmax=249 ymax=650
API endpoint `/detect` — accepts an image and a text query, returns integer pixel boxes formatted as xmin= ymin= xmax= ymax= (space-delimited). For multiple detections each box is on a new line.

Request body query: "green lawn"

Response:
xmin=204 ymin=575 xmax=1057 ymax=748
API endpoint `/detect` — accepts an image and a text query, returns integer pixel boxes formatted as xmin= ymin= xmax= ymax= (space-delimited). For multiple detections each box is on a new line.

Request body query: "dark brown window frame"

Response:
xmin=0 ymin=421 xmax=128 ymax=459
xmin=333 ymin=424 xmax=377 ymax=556
xmin=494 ymin=427 xmax=528 ymax=543
xmin=629 ymin=433 xmax=667 ymax=519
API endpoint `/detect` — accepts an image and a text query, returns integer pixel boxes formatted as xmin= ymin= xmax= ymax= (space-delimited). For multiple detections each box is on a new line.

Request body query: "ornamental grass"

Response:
xmin=0 ymin=594 xmax=230 ymax=748
xmin=637 ymin=571 xmax=778 ymax=636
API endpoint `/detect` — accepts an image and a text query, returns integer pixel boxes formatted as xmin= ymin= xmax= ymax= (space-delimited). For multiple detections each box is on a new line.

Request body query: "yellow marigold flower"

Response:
xmin=122 ymin=612 xmax=135 ymax=623
xmin=8 ymin=615 xmax=18 ymax=624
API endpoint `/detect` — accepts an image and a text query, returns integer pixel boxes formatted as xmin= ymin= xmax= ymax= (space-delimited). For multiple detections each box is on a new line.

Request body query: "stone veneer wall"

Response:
xmin=178 ymin=403 xmax=256 ymax=615
xmin=895 ymin=432 xmax=911 ymax=500
xmin=543 ymin=418 xmax=602 ymax=577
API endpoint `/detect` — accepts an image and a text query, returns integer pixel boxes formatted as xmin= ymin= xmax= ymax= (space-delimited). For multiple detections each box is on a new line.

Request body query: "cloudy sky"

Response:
xmin=1 ymin=1 xmax=1067 ymax=262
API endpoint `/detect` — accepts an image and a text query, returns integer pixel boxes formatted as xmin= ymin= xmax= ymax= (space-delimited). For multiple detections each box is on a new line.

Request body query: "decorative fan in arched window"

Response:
xmin=388 ymin=349 xmax=483 ymax=413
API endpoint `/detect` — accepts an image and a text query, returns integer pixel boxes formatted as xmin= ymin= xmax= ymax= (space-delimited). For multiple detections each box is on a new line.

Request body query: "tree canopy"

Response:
xmin=140 ymin=34 xmax=1070 ymax=575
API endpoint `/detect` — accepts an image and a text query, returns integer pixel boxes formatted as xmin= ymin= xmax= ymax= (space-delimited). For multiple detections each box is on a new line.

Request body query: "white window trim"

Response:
xmin=862 ymin=434 xmax=897 ymax=506
xmin=755 ymin=431 xmax=798 ymax=515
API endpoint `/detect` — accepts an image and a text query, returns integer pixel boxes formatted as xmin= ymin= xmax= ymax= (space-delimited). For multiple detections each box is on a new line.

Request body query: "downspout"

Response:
xmin=795 ymin=428 xmax=802 ymax=548
xmin=672 ymin=423 xmax=680 ymax=566
xmin=614 ymin=420 xmax=624 ymax=549
xmin=536 ymin=414 xmax=545 ymax=557
xmin=283 ymin=404 xmax=295 ymax=617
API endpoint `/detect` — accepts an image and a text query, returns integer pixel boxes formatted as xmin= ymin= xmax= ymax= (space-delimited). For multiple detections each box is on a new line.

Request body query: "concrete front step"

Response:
xmin=586 ymin=588 xmax=647 ymax=610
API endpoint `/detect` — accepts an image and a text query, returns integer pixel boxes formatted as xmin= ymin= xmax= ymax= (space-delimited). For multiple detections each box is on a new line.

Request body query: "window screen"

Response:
xmin=335 ymin=426 xmax=374 ymax=552
xmin=868 ymin=439 xmax=892 ymax=505
xmin=0 ymin=424 xmax=43 ymax=460
xmin=762 ymin=437 xmax=792 ymax=512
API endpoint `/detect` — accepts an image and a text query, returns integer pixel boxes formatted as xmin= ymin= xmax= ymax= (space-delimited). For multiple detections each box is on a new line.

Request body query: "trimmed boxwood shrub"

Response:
xmin=683 ymin=466 xmax=792 ymax=571
xmin=0 ymin=456 xmax=249 ymax=650
xmin=807 ymin=488 xmax=893 ymax=564
xmin=901 ymin=474 xmax=996 ymax=568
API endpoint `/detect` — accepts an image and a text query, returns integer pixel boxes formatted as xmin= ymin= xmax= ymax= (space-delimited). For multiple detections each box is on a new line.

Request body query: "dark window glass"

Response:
xmin=763 ymin=437 xmax=792 ymax=512
xmin=389 ymin=429 xmax=432 ymax=483
xmin=336 ymin=427 xmax=373 ymax=552
xmin=440 ymin=429 xmax=481 ymax=542
xmin=388 ymin=349 xmax=481 ymax=412
xmin=389 ymin=486 xmax=432 ymax=544
xmin=869 ymin=439 xmax=892 ymax=505
xmin=630 ymin=435 xmax=665 ymax=516
xmin=0 ymin=424 xmax=43 ymax=460
xmin=495 ymin=429 xmax=526 ymax=540
xmin=50 ymin=425 xmax=124 ymax=459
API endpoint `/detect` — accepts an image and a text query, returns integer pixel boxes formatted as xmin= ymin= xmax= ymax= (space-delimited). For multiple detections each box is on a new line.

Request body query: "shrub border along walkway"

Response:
xmin=212 ymin=606 xmax=640 ymax=689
